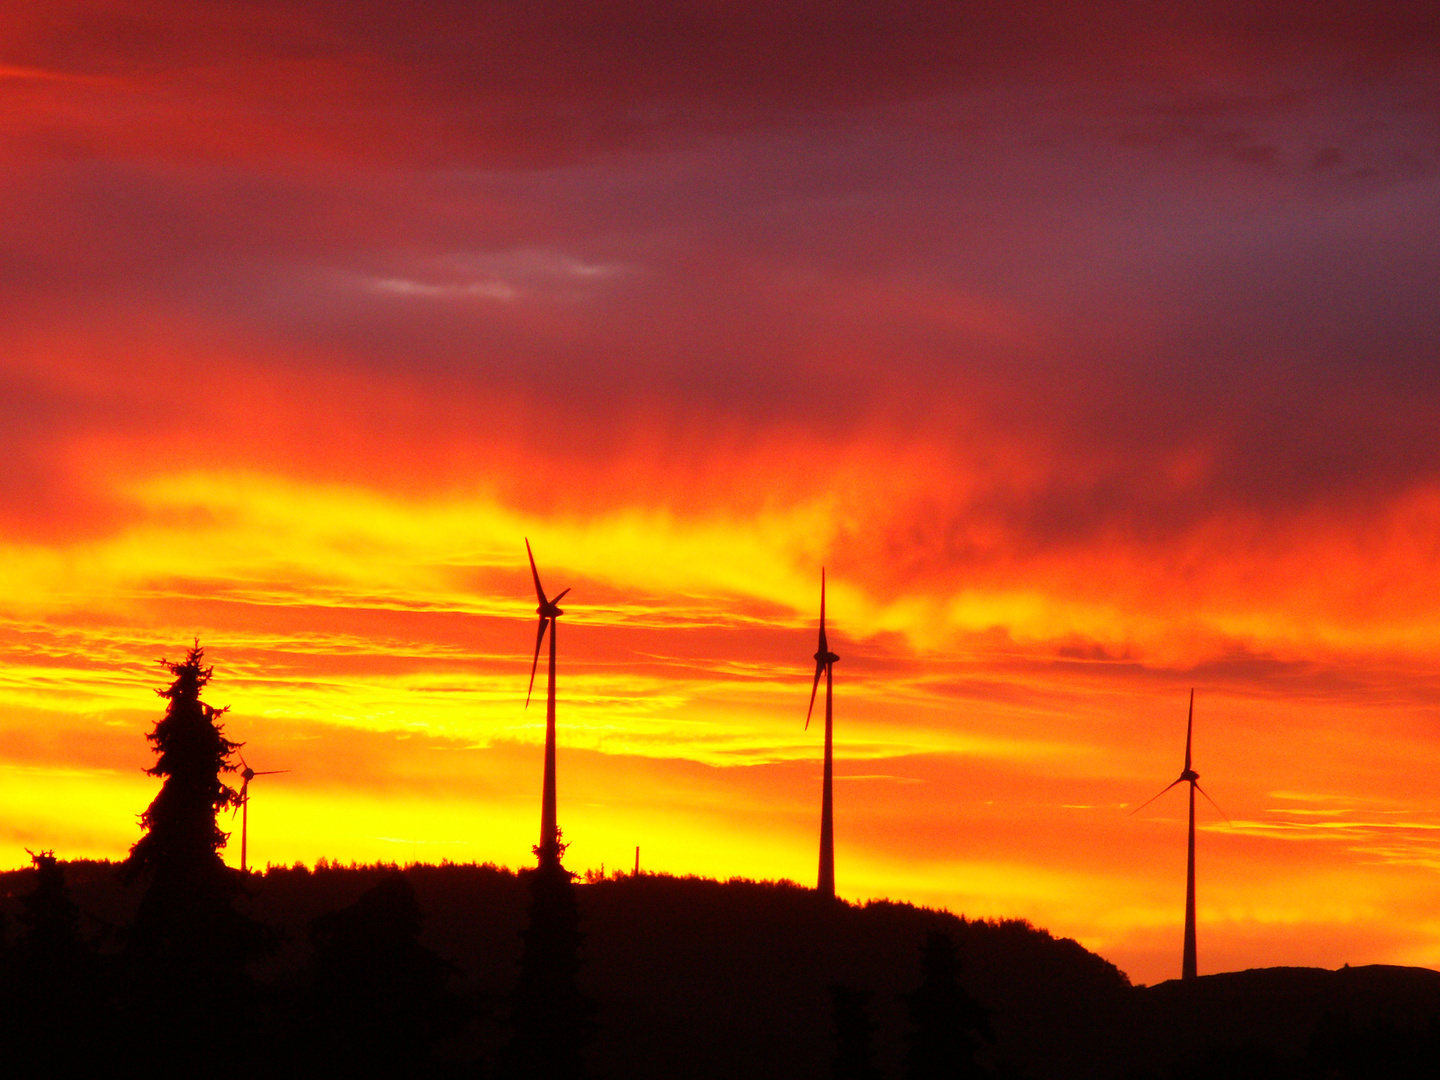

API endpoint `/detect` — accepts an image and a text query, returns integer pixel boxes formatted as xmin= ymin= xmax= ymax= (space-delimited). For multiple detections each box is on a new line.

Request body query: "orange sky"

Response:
xmin=4 ymin=2 xmax=1440 ymax=986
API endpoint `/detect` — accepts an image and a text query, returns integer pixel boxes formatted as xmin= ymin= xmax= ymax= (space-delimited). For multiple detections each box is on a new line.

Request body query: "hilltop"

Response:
xmin=3 ymin=860 xmax=1438 ymax=1077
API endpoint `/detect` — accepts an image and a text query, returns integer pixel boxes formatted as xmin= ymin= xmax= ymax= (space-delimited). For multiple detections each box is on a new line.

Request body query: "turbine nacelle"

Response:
xmin=1180 ymin=768 xmax=1199 ymax=783
xmin=234 ymin=753 xmax=287 ymax=804
xmin=814 ymin=649 xmax=840 ymax=666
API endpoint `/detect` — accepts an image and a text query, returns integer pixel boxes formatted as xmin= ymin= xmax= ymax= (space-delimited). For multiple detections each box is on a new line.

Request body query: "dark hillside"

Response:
xmin=5 ymin=861 xmax=1439 ymax=1077
xmin=576 ymin=873 xmax=1132 ymax=1079
xmin=231 ymin=864 xmax=1135 ymax=1077
xmin=1125 ymin=965 xmax=1440 ymax=1078
xmin=2 ymin=860 xmax=1129 ymax=1077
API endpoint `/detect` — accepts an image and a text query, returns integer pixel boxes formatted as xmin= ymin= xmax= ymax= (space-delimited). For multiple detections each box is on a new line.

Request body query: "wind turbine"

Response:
xmin=806 ymin=568 xmax=840 ymax=899
xmin=525 ymin=538 xmax=571 ymax=868
xmin=1131 ymin=689 xmax=1227 ymax=981
xmin=234 ymin=753 xmax=288 ymax=874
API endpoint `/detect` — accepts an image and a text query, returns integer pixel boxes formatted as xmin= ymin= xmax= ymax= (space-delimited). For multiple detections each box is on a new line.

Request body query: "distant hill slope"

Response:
xmin=1127 ymin=965 xmax=1440 ymax=1077
xmin=4 ymin=861 xmax=1438 ymax=1078
xmin=245 ymin=863 xmax=1135 ymax=1078
xmin=573 ymin=873 xmax=1133 ymax=1079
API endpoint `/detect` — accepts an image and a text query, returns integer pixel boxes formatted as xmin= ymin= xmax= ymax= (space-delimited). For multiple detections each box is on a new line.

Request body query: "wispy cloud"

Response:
xmin=366 ymin=277 xmax=518 ymax=301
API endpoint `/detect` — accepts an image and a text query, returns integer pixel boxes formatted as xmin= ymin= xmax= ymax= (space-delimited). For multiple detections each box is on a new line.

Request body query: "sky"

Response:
xmin=3 ymin=1 xmax=1440 ymax=986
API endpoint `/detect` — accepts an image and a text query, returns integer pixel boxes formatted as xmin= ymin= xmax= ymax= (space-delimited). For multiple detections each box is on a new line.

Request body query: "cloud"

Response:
xmin=365 ymin=276 xmax=518 ymax=301
xmin=5 ymin=2 xmax=1437 ymax=174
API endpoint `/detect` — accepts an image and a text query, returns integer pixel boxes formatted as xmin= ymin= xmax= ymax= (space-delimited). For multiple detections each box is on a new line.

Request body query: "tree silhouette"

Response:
xmin=119 ymin=643 xmax=270 ymax=1070
xmin=4 ymin=851 xmax=107 ymax=1070
xmin=124 ymin=642 xmax=241 ymax=886
xmin=831 ymin=984 xmax=883 ymax=1080
xmin=505 ymin=848 xmax=595 ymax=1080
xmin=304 ymin=871 xmax=461 ymax=1075
xmin=17 ymin=849 xmax=83 ymax=956
xmin=904 ymin=930 xmax=993 ymax=1080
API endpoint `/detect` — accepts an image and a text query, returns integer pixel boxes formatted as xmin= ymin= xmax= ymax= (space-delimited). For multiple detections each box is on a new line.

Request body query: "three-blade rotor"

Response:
xmin=1129 ymin=689 xmax=1228 ymax=821
xmin=525 ymin=538 xmax=571 ymax=708
xmin=806 ymin=568 xmax=840 ymax=729
xmin=232 ymin=753 xmax=289 ymax=815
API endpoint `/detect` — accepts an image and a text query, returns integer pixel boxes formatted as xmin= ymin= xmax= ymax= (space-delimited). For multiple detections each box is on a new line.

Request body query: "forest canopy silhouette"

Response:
xmin=5 ymin=856 xmax=1440 ymax=1078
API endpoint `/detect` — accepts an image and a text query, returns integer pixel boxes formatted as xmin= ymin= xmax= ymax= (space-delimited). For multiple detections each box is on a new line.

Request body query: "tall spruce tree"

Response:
xmin=121 ymin=643 xmax=268 ymax=1069
xmin=124 ymin=642 xmax=241 ymax=887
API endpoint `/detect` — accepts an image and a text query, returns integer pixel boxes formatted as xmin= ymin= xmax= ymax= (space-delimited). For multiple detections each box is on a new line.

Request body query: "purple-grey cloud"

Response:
xmin=4 ymin=0 xmax=1440 ymax=559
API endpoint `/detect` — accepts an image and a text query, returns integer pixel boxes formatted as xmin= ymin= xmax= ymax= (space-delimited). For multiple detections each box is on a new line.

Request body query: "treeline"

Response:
xmin=0 ymin=855 xmax=465 ymax=1075
xmin=5 ymin=858 xmax=1440 ymax=1078
xmin=0 ymin=854 xmax=1111 ymax=1078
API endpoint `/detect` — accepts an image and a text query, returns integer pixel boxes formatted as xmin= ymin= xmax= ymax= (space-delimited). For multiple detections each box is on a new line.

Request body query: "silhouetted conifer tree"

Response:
xmin=303 ymin=871 xmax=461 ymax=1075
xmin=120 ymin=643 xmax=270 ymax=1070
xmin=831 ymin=984 xmax=883 ymax=1080
xmin=903 ymin=930 xmax=993 ymax=1080
xmin=505 ymin=842 xmax=595 ymax=1080
xmin=5 ymin=851 xmax=107 ymax=1070
xmin=124 ymin=643 xmax=241 ymax=885
xmin=18 ymin=849 xmax=83 ymax=955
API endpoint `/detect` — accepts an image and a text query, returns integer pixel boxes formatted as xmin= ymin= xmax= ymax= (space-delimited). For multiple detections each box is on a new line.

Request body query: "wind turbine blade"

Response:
xmin=819 ymin=567 xmax=826 ymax=633
xmin=526 ymin=617 xmax=549 ymax=707
xmin=1194 ymin=782 xmax=1232 ymax=825
xmin=552 ymin=587 xmax=571 ymax=604
xmin=253 ymin=770 xmax=289 ymax=776
xmin=1184 ymin=688 xmax=1195 ymax=772
xmin=1128 ymin=777 xmax=1184 ymax=816
xmin=805 ymin=660 xmax=823 ymax=729
xmin=525 ymin=538 xmax=547 ymax=605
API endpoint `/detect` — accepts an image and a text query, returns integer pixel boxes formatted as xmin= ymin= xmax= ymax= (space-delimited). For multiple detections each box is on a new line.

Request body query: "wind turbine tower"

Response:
xmin=1132 ymin=689 xmax=1225 ymax=981
xmin=525 ymin=539 xmax=571 ymax=869
xmin=235 ymin=753 xmax=288 ymax=873
xmin=806 ymin=568 xmax=840 ymax=899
